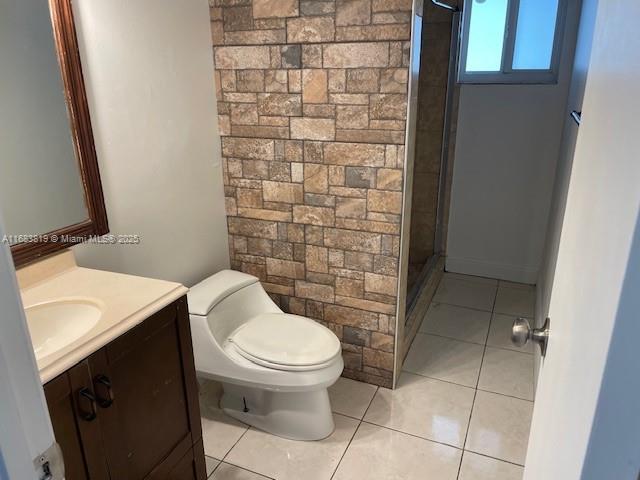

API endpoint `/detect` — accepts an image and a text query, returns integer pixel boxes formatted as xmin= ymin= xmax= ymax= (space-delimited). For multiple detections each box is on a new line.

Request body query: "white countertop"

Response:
xmin=18 ymin=251 xmax=188 ymax=383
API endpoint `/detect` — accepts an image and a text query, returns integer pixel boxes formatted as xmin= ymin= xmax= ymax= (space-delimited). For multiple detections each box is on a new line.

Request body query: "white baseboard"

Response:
xmin=445 ymin=256 xmax=538 ymax=284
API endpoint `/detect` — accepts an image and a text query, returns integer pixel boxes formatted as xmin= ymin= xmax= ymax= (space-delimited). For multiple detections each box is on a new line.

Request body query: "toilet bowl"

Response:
xmin=188 ymin=270 xmax=344 ymax=440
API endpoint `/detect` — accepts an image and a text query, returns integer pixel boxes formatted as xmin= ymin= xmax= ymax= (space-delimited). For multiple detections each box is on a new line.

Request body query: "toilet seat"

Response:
xmin=228 ymin=313 xmax=341 ymax=372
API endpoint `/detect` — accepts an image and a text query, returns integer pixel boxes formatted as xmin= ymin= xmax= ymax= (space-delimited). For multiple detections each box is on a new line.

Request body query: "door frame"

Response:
xmin=0 ymin=213 xmax=57 ymax=479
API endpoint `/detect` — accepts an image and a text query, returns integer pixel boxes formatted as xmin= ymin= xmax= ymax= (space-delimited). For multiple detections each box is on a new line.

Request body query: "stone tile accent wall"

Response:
xmin=210 ymin=0 xmax=413 ymax=387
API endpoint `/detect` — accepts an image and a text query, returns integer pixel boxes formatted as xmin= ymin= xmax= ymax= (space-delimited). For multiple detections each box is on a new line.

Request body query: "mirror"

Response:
xmin=0 ymin=0 xmax=108 ymax=266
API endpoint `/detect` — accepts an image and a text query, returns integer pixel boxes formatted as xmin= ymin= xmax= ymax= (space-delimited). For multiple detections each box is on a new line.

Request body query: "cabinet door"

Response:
xmin=44 ymin=362 xmax=110 ymax=480
xmin=167 ymin=441 xmax=207 ymax=480
xmin=89 ymin=297 xmax=202 ymax=480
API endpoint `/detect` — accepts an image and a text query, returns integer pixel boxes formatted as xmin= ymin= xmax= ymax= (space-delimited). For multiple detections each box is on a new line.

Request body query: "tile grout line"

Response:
xmin=456 ymin=285 xmax=499 ymax=479
xmin=329 ymin=386 xmax=379 ymax=480
xmin=220 ymin=458 xmax=276 ymax=480
xmin=462 ymin=449 xmax=526 ymax=468
xmin=413 ymin=330 xmax=535 ymax=355
xmin=219 ymin=424 xmax=250 ymax=463
xmin=359 ymin=419 xmax=464 ymax=451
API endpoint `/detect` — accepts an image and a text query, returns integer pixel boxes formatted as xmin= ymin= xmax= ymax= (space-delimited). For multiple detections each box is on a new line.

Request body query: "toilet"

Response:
xmin=188 ymin=270 xmax=344 ymax=441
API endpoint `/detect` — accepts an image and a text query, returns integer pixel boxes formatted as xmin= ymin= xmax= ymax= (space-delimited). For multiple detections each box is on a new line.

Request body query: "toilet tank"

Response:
xmin=188 ymin=270 xmax=281 ymax=342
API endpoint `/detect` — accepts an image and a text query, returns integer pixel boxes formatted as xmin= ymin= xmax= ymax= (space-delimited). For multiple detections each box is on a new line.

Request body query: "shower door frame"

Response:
xmin=404 ymin=10 xmax=461 ymax=314
xmin=394 ymin=0 xmax=462 ymax=388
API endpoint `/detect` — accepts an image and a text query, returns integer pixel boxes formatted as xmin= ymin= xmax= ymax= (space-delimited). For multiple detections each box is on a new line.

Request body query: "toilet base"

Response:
xmin=220 ymin=383 xmax=335 ymax=441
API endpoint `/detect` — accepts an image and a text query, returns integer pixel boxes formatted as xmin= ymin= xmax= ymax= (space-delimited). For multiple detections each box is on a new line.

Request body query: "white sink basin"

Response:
xmin=25 ymin=298 xmax=103 ymax=361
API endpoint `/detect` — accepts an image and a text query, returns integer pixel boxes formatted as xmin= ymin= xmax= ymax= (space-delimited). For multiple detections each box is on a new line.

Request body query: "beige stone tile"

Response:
xmin=324 ymin=228 xmax=381 ymax=253
xmin=364 ymin=272 xmax=397 ymax=296
xmin=466 ymin=391 xmax=533 ymax=465
xmin=324 ymin=304 xmax=379 ymax=329
xmin=478 ymin=347 xmax=534 ymax=400
xmin=328 ymin=377 xmax=378 ymax=419
xmin=257 ymin=93 xmax=302 ymax=117
xmin=487 ymin=313 xmax=534 ymax=354
xmin=323 ymin=43 xmax=389 ymax=68
xmin=290 ymin=118 xmax=336 ymax=141
xmin=364 ymin=372 xmax=474 ymax=447
xmin=214 ymin=46 xmax=272 ymax=70
xmin=494 ymin=286 xmax=536 ymax=317
xmin=302 ymin=69 xmax=328 ymax=104
xmin=403 ymin=333 xmax=484 ymax=387
xmin=370 ymin=94 xmax=407 ymax=120
xmin=336 ymin=105 xmax=369 ymax=129
xmin=333 ymin=422 xmax=462 ymax=480
xmin=221 ymin=138 xmax=274 ymax=161
xmin=294 ymin=280 xmax=334 ymax=302
xmin=210 ymin=462 xmax=270 ymax=479
xmin=200 ymin=381 xmax=249 ymax=459
xmin=292 ymin=205 xmax=335 ymax=226
xmin=287 ymin=16 xmax=335 ymax=43
xmin=253 ymin=0 xmax=299 ymax=18
xmin=346 ymin=68 xmax=380 ymax=93
xmin=367 ymin=189 xmax=403 ymax=214
xmin=458 ymin=452 xmax=523 ymax=480
xmin=336 ymin=0 xmax=371 ymax=26
xmin=419 ymin=302 xmax=492 ymax=344
xmin=336 ymin=24 xmax=410 ymax=42
xmin=225 ymin=414 xmax=358 ymax=480
xmin=433 ymin=275 xmax=497 ymax=311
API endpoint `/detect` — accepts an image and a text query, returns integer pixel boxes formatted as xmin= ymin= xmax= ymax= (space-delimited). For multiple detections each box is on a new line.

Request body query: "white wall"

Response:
xmin=72 ymin=0 xmax=229 ymax=286
xmin=446 ymin=1 xmax=581 ymax=284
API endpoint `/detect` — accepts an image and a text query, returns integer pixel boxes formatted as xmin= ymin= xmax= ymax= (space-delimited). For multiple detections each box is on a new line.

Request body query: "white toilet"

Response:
xmin=188 ymin=270 xmax=344 ymax=440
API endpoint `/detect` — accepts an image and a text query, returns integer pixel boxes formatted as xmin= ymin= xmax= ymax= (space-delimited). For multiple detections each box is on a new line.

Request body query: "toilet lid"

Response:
xmin=229 ymin=313 xmax=341 ymax=367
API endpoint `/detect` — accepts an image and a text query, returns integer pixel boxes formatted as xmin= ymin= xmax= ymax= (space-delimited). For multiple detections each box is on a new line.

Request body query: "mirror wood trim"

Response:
xmin=11 ymin=0 xmax=108 ymax=267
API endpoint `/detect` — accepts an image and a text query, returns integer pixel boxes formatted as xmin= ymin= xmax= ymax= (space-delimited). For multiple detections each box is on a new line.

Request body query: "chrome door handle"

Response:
xmin=512 ymin=317 xmax=550 ymax=356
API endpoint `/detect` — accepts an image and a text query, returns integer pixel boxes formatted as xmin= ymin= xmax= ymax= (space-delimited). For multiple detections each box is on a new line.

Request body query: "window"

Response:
xmin=458 ymin=0 xmax=566 ymax=84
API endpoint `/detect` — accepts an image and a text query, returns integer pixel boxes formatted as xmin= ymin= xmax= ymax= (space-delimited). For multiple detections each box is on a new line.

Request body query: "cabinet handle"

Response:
xmin=94 ymin=374 xmax=114 ymax=408
xmin=77 ymin=388 xmax=97 ymax=421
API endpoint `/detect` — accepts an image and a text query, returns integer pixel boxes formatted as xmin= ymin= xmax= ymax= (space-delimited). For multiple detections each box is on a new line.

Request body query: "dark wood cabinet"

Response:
xmin=43 ymin=297 xmax=205 ymax=480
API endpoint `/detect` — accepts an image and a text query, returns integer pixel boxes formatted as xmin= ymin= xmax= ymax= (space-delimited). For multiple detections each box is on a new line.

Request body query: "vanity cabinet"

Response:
xmin=43 ymin=297 xmax=206 ymax=480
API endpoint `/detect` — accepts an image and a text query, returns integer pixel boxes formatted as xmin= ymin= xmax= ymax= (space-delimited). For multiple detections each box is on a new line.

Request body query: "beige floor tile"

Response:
xmin=458 ymin=451 xmax=523 ymax=480
xmin=211 ymin=462 xmax=271 ymax=479
xmin=333 ymin=422 xmax=461 ymax=480
xmin=200 ymin=381 xmax=249 ymax=459
xmin=465 ymin=391 xmax=533 ymax=465
xmin=419 ymin=302 xmax=492 ymax=344
xmin=225 ymin=414 xmax=358 ymax=480
xmin=498 ymin=280 xmax=535 ymax=291
xmin=403 ymin=333 xmax=484 ymax=387
xmin=433 ymin=275 xmax=497 ymax=311
xmin=487 ymin=314 xmax=534 ymax=354
xmin=206 ymin=456 xmax=220 ymax=477
xmin=494 ymin=286 xmax=535 ymax=317
xmin=364 ymin=372 xmax=474 ymax=448
xmin=478 ymin=347 xmax=534 ymax=400
xmin=328 ymin=377 xmax=378 ymax=419
xmin=444 ymin=272 xmax=499 ymax=286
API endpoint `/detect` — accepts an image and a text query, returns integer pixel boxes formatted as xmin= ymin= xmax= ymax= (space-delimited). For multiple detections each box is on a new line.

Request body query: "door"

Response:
xmin=534 ymin=0 xmax=599 ymax=389
xmin=524 ymin=2 xmax=640 ymax=479
xmin=0 ymin=217 xmax=58 ymax=479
